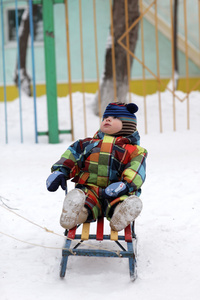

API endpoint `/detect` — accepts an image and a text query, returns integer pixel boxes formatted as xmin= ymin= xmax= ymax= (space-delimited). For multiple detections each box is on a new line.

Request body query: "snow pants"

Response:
xmin=75 ymin=183 xmax=132 ymax=222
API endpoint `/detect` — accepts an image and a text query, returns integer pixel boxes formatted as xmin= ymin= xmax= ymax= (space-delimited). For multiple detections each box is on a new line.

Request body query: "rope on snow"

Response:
xmin=0 ymin=196 xmax=122 ymax=256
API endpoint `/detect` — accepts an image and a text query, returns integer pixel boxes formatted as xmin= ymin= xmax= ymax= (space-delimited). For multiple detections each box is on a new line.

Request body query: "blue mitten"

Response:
xmin=103 ymin=181 xmax=128 ymax=199
xmin=46 ymin=171 xmax=66 ymax=192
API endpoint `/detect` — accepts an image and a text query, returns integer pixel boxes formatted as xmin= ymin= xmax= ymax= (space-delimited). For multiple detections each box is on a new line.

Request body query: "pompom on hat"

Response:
xmin=102 ymin=102 xmax=138 ymax=136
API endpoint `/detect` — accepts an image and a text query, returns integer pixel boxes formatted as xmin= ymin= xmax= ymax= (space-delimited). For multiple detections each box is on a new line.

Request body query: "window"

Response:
xmin=6 ymin=5 xmax=43 ymax=44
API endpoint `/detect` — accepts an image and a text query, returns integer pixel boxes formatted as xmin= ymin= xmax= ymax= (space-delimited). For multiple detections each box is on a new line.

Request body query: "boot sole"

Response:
xmin=110 ymin=196 xmax=143 ymax=232
xmin=60 ymin=189 xmax=85 ymax=229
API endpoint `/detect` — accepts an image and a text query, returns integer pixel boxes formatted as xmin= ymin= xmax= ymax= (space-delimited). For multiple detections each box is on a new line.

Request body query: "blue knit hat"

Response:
xmin=103 ymin=102 xmax=138 ymax=136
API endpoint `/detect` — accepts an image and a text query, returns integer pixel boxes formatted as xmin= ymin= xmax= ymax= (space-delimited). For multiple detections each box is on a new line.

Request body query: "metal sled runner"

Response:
xmin=60 ymin=216 xmax=137 ymax=280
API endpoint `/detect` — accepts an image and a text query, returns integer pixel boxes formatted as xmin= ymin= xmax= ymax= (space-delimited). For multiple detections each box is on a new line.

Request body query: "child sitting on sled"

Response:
xmin=46 ymin=102 xmax=147 ymax=232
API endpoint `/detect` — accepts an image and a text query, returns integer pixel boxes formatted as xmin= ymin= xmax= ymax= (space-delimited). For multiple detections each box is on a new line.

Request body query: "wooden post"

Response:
xmin=183 ymin=0 xmax=190 ymax=129
xmin=109 ymin=0 xmax=117 ymax=101
xmin=170 ymin=0 xmax=176 ymax=131
xmin=79 ymin=0 xmax=87 ymax=137
xmin=155 ymin=0 xmax=162 ymax=133
xmin=93 ymin=0 xmax=102 ymax=122
xmin=65 ymin=0 xmax=74 ymax=141
xmin=140 ymin=0 xmax=147 ymax=134
xmin=124 ymin=0 xmax=131 ymax=103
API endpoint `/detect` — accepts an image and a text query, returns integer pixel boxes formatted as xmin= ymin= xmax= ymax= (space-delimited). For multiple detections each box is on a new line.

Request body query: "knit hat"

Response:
xmin=103 ymin=102 xmax=138 ymax=136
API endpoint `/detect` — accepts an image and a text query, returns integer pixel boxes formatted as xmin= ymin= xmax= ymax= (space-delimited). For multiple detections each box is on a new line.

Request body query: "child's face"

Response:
xmin=100 ymin=116 xmax=122 ymax=135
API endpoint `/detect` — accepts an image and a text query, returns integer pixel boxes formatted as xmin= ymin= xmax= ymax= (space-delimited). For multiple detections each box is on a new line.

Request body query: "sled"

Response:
xmin=60 ymin=216 xmax=137 ymax=281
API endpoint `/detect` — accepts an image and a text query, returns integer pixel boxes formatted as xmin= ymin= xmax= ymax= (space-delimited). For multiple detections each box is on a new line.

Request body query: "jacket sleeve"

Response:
xmin=51 ymin=139 xmax=86 ymax=179
xmin=121 ymin=145 xmax=147 ymax=194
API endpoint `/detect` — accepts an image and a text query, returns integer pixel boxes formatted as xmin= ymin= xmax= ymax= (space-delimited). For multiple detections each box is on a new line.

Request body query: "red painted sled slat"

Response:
xmin=96 ymin=216 xmax=104 ymax=241
xmin=124 ymin=224 xmax=132 ymax=242
xmin=67 ymin=226 xmax=76 ymax=240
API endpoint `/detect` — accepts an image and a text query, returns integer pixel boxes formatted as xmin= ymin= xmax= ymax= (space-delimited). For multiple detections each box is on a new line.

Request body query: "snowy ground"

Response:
xmin=0 ymin=91 xmax=200 ymax=299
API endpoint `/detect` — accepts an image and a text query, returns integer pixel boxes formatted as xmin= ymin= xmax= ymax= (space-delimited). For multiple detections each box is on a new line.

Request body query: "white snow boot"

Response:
xmin=60 ymin=188 xmax=88 ymax=229
xmin=110 ymin=195 xmax=143 ymax=232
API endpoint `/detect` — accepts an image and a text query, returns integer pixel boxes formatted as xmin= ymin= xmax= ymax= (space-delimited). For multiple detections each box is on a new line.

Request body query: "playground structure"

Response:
xmin=1 ymin=0 xmax=200 ymax=144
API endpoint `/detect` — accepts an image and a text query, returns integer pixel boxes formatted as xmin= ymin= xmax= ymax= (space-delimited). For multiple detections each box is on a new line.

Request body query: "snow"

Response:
xmin=0 ymin=90 xmax=200 ymax=299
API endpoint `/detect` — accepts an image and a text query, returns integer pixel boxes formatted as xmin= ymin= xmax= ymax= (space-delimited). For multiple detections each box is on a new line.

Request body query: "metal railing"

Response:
xmin=1 ymin=0 xmax=200 ymax=143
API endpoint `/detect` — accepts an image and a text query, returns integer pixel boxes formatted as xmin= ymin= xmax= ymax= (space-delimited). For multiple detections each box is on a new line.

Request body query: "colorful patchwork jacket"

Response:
xmin=51 ymin=130 xmax=147 ymax=196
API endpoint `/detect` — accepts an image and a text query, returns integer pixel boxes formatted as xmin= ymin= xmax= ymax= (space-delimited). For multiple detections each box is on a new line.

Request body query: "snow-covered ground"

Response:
xmin=0 ymin=91 xmax=200 ymax=299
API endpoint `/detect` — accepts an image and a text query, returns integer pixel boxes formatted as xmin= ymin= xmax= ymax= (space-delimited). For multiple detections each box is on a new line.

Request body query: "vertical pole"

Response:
xmin=170 ymin=0 xmax=176 ymax=131
xmin=173 ymin=0 xmax=178 ymax=86
xmin=29 ymin=0 xmax=38 ymax=143
xmin=109 ymin=0 xmax=117 ymax=101
xmin=65 ymin=0 xmax=74 ymax=141
xmin=199 ymin=0 xmax=200 ymax=67
xmin=140 ymin=0 xmax=147 ymax=134
xmin=43 ymin=0 xmax=59 ymax=143
xmin=198 ymin=0 xmax=200 ymax=89
xmin=0 ymin=0 xmax=8 ymax=143
xmin=93 ymin=0 xmax=102 ymax=123
xmin=183 ymin=0 xmax=190 ymax=129
xmin=124 ymin=0 xmax=131 ymax=103
xmin=79 ymin=0 xmax=87 ymax=137
xmin=155 ymin=0 xmax=162 ymax=133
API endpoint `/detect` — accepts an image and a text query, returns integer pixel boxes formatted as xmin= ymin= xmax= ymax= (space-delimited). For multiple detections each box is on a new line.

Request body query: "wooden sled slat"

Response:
xmin=110 ymin=229 xmax=118 ymax=241
xmin=81 ymin=223 xmax=90 ymax=240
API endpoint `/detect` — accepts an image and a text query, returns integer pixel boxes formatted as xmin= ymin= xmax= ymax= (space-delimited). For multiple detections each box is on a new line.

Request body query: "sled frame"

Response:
xmin=60 ymin=216 xmax=137 ymax=281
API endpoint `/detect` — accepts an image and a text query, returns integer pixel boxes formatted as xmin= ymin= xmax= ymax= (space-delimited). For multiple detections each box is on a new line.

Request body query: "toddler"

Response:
xmin=46 ymin=102 xmax=147 ymax=231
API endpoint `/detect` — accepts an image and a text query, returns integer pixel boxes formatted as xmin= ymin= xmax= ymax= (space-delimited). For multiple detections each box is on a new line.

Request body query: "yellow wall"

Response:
xmin=1 ymin=78 xmax=200 ymax=101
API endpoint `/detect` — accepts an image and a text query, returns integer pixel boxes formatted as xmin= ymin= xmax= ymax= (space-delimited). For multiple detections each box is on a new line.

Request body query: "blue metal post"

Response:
xmin=29 ymin=0 xmax=38 ymax=143
xmin=0 ymin=0 xmax=8 ymax=143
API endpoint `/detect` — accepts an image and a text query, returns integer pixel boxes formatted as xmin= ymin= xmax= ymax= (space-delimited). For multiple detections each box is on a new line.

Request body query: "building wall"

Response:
xmin=0 ymin=0 xmax=199 ymax=100
xmin=143 ymin=0 xmax=199 ymax=49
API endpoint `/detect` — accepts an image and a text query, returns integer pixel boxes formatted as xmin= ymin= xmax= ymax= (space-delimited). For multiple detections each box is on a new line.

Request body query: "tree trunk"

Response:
xmin=94 ymin=0 xmax=140 ymax=115
xmin=14 ymin=4 xmax=38 ymax=96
